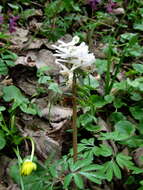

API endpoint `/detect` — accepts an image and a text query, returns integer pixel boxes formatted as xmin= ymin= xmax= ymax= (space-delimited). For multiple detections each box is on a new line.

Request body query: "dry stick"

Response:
xmin=72 ymin=72 xmax=78 ymax=162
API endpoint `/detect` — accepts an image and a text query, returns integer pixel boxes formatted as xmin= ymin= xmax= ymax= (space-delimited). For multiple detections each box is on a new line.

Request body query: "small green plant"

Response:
xmin=2 ymin=85 xmax=39 ymax=115
xmin=13 ymin=137 xmax=37 ymax=190
xmin=0 ymin=106 xmax=22 ymax=150
xmin=40 ymin=0 xmax=82 ymax=41
xmin=0 ymin=50 xmax=17 ymax=75
xmin=37 ymin=66 xmax=62 ymax=95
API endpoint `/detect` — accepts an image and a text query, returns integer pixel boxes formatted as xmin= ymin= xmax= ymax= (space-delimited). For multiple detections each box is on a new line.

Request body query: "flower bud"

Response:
xmin=21 ymin=160 xmax=37 ymax=176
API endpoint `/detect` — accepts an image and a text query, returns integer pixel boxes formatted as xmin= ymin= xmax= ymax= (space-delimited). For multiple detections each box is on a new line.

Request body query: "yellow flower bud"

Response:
xmin=21 ymin=160 xmax=37 ymax=176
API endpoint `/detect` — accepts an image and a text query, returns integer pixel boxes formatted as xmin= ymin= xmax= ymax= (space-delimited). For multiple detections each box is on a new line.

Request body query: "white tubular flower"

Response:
xmin=52 ymin=36 xmax=96 ymax=87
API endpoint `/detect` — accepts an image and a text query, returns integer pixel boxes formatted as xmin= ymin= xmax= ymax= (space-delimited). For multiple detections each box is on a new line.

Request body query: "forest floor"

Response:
xmin=0 ymin=1 xmax=143 ymax=190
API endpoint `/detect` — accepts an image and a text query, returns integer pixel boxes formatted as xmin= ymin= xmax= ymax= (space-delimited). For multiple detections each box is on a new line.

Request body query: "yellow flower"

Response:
xmin=21 ymin=160 xmax=37 ymax=176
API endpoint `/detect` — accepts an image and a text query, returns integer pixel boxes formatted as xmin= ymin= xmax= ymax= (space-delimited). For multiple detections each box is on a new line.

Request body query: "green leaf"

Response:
xmin=94 ymin=59 xmax=108 ymax=74
xmin=131 ymin=166 xmax=143 ymax=174
xmin=0 ymin=133 xmax=6 ymax=150
xmin=72 ymin=159 xmax=92 ymax=171
xmin=119 ymin=136 xmax=143 ymax=147
xmin=0 ymin=60 xmax=8 ymax=75
xmin=37 ymin=66 xmax=52 ymax=77
xmin=81 ymin=164 xmax=103 ymax=172
xmin=104 ymin=95 xmax=114 ymax=103
xmin=9 ymin=163 xmax=21 ymax=185
xmin=134 ymin=23 xmax=143 ymax=31
xmin=77 ymin=144 xmax=87 ymax=153
xmin=113 ymin=97 xmax=126 ymax=109
xmin=38 ymin=76 xmax=51 ymax=84
xmin=102 ymin=161 xmax=113 ymax=181
xmin=20 ymin=103 xmax=37 ymax=115
xmin=5 ymin=60 xmax=15 ymax=67
xmin=83 ymin=74 xmax=99 ymax=89
xmin=89 ymin=95 xmax=107 ymax=108
xmin=130 ymin=92 xmax=142 ymax=101
xmin=120 ymin=33 xmax=137 ymax=42
xmin=0 ymin=32 xmax=10 ymax=39
xmin=127 ymin=44 xmax=143 ymax=57
xmin=49 ymin=165 xmax=58 ymax=178
xmin=81 ymin=138 xmax=95 ymax=145
xmin=127 ymin=78 xmax=140 ymax=88
xmin=73 ymin=174 xmax=84 ymax=189
xmin=85 ymin=124 xmax=101 ymax=132
xmin=99 ymin=131 xmax=117 ymax=141
xmin=24 ymin=180 xmax=43 ymax=190
xmin=22 ymin=172 xmax=46 ymax=190
xmin=116 ymin=153 xmax=134 ymax=169
xmin=2 ymin=51 xmax=17 ymax=60
xmin=3 ymin=85 xmax=28 ymax=104
xmin=138 ymin=187 xmax=143 ymax=190
xmin=22 ymin=9 xmax=36 ymax=19
xmin=94 ymin=144 xmax=113 ymax=157
xmin=125 ymin=176 xmax=136 ymax=185
xmin=0 ymin=106 xmax=6 ymax=112
xmin=48 ymin=83 xmax=62 ymax=94
xmin=112 ymin=161 xmax=122 ymax=179
xmin=130 ymin=106 xmax=143 ymax=121
xmin=45 ymin=0 xmax=63 ymax=18
xmin=79 ymin=113 xmax=97 ymax=126
xmin=79 ymin=172 xmax=102 ymax=184
xmin=64 ymin=174 xmax=73 ymax=189
xmin=133 ymin=64 xmax=143 ymax=74
xmin=110 ymin=112 xmax=126 ymax=123
xmin=114 ymin=120 xmax=135 ymax=139
xmin=113 ymin=80 xmax=128 ymax=91
xmin=8 ymin=3 xmax=19 ymax=10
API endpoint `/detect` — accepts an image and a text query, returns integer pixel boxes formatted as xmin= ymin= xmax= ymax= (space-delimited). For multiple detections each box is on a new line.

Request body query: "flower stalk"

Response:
xmin=52 ymin=35 xmax=96 ymax=162
xmin=29 ymin=137 xmax=35 ymax=161
xmin=20 ymin=137 xmax=37 ymax=176
xmin=72 ymin=73 xmax=78 ymax=162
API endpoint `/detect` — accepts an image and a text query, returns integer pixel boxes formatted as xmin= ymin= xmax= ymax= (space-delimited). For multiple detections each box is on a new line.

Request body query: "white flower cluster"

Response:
xmin=52 ymin=36 xmax=96 ymax=87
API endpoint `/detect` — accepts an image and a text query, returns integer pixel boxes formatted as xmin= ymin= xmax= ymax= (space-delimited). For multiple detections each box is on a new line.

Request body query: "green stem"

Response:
xmin=1 ymin=113 xmax=8 ymax=131
xmin=10 ymin=115 xmax=15 ymax=130
xmin=23 ymin=137 xmax=35 ymax=161
xmin=72 ymin=73 xmax=78 ymax=162
xmin=28 ymin=137 xmax=35 ymax=161
xmin=13 ymin=147 xmax=24 ymax=190
xmin=107 ymin=56 xmax=124 ymax=93
xmin=20 ymin=175 xmax=25 ymax=190
xmin=13 ymin=147 xmax=23 ymax=164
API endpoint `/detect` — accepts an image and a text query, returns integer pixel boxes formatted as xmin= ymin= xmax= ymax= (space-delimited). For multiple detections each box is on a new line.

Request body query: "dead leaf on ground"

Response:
xmin=29 ymin=18 xmax=42 ymax=32
xmin=26 ymin=49 xmax=60 ymax=74
xmin=133 ymin=147 xmax=143 ymax=167
xmin=1 ymin=77 xmax=13 ymax=86
xmin=15 ymin=48 xmax=59 ymax=72
xmin=0 ymin=184 xmax=7 ymax=190
xmin=97 ymin=117 xmax=108 ymax=132
xmin=113 ymin=8 xmax=125 ymax=15
xmin=8 ymin=27 xmax=29 ymax=50
xmin=7 ymin=184 xmax=20 ymax=190
xmin=41 ymin=105 xmax=73 ymax=122
xmin=26 ymin=38 xmax=43 ymax=49
xmin=18 ymin=127 xmax=61 ymax=160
